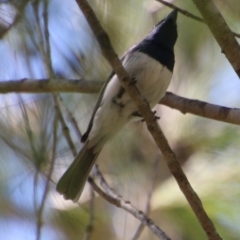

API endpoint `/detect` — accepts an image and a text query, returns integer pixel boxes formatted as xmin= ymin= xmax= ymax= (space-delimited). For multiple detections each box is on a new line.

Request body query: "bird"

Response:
xmin=57 ymin=10 xmax=178 ymax=202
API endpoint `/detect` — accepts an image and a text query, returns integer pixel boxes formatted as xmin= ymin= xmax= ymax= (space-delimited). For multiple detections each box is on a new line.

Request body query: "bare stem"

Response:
xmin=155 ymin=0 xmax=240 ymax=38
xmin=90 ymin=165 xmax=171 ymax=240
xmin=75 ymin=1 xmax=222 ymax=239
xmin=191 ymin=0 xmax=240 ymax=77
xmin=131 ymin=157 xmax=159 ymax=240
xmin=36 ymin=109 xmax=58 ymax=240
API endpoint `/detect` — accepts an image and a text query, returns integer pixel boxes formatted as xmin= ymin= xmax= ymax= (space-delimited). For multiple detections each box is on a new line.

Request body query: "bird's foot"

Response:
xmin=132 ymin=111 xmax=145 ymax=122
xmin=112 ymin=98 xmax=125 ymax=108
xmin=129 ymin=77 xmax=137 ymax=85
xmin=132 ymin=111 xmax=142 ymax=118
xmin=133 ymin=110 xmax=160 ymax=122
xmin=152 ymin=110 xmax=160 ymax=120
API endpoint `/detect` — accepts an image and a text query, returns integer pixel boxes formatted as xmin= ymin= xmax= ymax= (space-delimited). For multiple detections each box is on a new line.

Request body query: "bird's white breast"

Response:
xmin=88 ymin=52 xmax=172 ymax=150
xmin=119 ymin=51 xmax=172 ymax=115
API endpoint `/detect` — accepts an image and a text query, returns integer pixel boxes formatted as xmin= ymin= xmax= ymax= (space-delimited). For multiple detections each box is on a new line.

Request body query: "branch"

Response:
xmin=1 ymin=79 xmax=239 ymax=126
xmin=75 ymin=0 xmax=222 ymax=239
xmin=0 ymin=79 xmax=101 ymax=94
xmin=60 ymin=92 xmax=156 ymax=240
xmin=161 ymin=92 xmax=240 ymax=125
xmin=90 ymin=165 xmax=171 ymax=240
xmin=131 ymin=157 xmax=159 ymax=240
xmin=0 ymin=0 xmax=29 ymax=39
xmin=36 ymin=109 xmax=58 ymax=240
xmin=55 ymin=98 xmax=78 ymax=157
xmin=191 ymin=0 xmax=240 ymax=77
xmin=58 ymin=95 xmax=83 ymax=141
xmin=156 ymin=0 xmax=205 ymax=22
xmin=82 ymin=188 xmax=95 ymax=240
xmin=155 ymin=0 xmax=240 ymax=38
xmin=58 ymin=87 xmax=135 ymax=240
xmin=33 ymin=1 xmax=78 ymax=157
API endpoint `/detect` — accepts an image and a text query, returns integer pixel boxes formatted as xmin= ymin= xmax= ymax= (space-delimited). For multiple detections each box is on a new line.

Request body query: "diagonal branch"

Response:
xmin=155 ymin=0 xmax=240 ymax=38
xmin=82 ymin=187 xmax=95 ymax=240
xmin=36 ymin=109 xmax=58 ymax=240
xmin=156 ymin=0 xmax=205 ymax=22
xmin=0 ymin=0 xmax=29 ymax=39
xmin=191 ymin=0 xmax=240 ymax=77
xmin=91 ymin=165 xmax=171 ymax=240
xmin=58 ymin=95 xmax=83 ymax=141
xmin=59 ymin=90 xmax=164 ymax=239
xmin=32 ymin=1 xmax=77 ymax=158
xmin=131 ymin=157 xmax=159 ymax=240
xmin=75 ymin=0 xmax=222 ymax=239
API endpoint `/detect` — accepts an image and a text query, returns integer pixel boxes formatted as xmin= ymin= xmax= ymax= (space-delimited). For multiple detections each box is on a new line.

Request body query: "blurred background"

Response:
xmin=0 ymin=0 xmax=240 ymax=239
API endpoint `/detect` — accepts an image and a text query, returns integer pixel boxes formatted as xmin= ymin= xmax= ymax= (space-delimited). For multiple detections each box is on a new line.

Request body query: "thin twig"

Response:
xmin=32 ymin=2 xmax=48 ymax=75
xmin=82 ymin=187 xmax=95 ymax=240
xmin=131 ymin=157 xmax=159 ymax=240
xmin=32 ymin=3 xmax=76 ymax=240
xmin=155 ymin=0 xmax=240 ymax=38
xmin=36 ymin=108 xmax=58 ymax=240
xmin=32 ymin=3 xmax=52 ymax=240
xmin=33 ymin=0 xmax=77 ymax=158
xmin=55 ymin=103 xmax=78 ymax=156
xmin=0 ymin=0 xmax=29 ymax=39
xmin=0 ymin=132 xmax=56 ymax=183
xmin=156 ymin=0 xmax=204 ymax=22
xmin=18 ymin=96 xmax=38 ymax=160
xmin=18 ymin=96 xmax=42 ymax=225
xmin=42 ymin=4 xmax=97 ymax=239
xmin=58 ymin=94 xmax=97 ymax=240
xmin=91 ymin=165 xmax=171 ymax=240
xmin=58 ymin=95 xmax=82 ymax=141
xmin=0 ymin=134 xmax=31 ymax=161
xmin=191 ymin=0 xmax=240 ymax=77
xmin=75 ymin=1 xmax=222 ymax=239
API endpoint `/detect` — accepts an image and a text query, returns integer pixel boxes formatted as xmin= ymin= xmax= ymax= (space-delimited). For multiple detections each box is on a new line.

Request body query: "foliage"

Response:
xmin=0 ymin=0 xmax=240 ymax=239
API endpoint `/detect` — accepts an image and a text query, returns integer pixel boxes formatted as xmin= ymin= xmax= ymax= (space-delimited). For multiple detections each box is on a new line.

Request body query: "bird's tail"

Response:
xmin=56 ymin=142 xmax=101 ymax=202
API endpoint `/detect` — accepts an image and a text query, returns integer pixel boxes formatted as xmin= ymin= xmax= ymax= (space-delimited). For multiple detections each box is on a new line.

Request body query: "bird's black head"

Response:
xmin=147 ymin=9 xmax=178 ymax=52
xmin=133 ymin=10 xmax=178 ymax=71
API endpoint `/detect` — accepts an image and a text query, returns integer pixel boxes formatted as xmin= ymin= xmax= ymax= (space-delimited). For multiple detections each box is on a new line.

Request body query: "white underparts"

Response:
xmin=88 ymin=52 xmax=172 ymax=151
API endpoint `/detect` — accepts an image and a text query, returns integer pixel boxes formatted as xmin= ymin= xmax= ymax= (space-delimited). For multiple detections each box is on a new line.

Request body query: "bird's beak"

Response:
xmin=166 ymin=9 xmax=178 ymax=23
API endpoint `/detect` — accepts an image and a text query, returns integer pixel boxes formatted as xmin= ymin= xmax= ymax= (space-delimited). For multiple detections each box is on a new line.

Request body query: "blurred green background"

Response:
xmin=0 ymin=0 xmax=240 ymax=239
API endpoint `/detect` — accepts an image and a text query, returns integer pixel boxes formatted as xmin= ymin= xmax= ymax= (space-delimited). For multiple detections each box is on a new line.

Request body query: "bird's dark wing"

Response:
xmin=81 ymin=53 xmax=128 ymax=142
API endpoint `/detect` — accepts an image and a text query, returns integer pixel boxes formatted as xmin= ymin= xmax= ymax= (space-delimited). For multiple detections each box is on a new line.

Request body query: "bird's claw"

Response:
xmin=132 ymin=111 xmax=142 ymax=118
xmin=152 ymin=110 xmax=160 ymax=120
xmin=129 ymin=77 xmax=137 ymax=85
xmin=134 ymin=110 xmax=160 ymax=121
